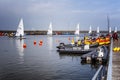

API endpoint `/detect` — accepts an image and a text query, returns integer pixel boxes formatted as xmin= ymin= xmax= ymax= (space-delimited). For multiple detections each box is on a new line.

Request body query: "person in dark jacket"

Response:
xmin=112 ymin=32 xmax=118 ymax=41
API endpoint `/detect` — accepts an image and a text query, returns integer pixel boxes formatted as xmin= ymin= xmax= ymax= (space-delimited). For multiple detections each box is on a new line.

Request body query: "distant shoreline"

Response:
xmin=0 ymin=30 xmax=119 ymax=35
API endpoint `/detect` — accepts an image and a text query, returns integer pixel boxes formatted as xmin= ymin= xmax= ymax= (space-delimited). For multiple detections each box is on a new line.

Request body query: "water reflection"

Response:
xmin=59 ymin=53 xmax=82 ymax=61
xmin=81 ymin=60 xmax=100 ymax=69
xmin=15 ymin=39 xmax=24 ymax=64
xmin=47 ymin=37 xmax=53 ymax=53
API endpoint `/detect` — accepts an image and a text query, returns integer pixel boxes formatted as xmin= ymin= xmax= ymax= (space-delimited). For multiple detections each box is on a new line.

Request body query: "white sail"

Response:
xmin=114 ymin=27 xmax=117 ymax=33
xmin=97 ymin=26 xmax=99 ymax=33
xmin=74 ymin=24 xmax=80 ymax=35
xmin=15 ymin=18 xmax=24 ymax=37
xmin=109 ymin=27 xmax=111 ymax=33
xmin=47 ymin=22 xmax=52 ymax=35
xmin=89 ymin=25 xmax=92 ymax=34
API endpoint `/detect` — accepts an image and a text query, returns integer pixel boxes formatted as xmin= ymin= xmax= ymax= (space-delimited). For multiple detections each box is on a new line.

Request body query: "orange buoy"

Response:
xmin=40 ymin=40 xmax=43 ymax=44
xmin=39 ymin=40 xmax=43 ymax=45
xmin=23 ymin=43 xmax=27 ymax=48
xmin=34 ymin=40 xmax=37 ymax=45
xmin=39 ymin=42 xmax=43 ymax=46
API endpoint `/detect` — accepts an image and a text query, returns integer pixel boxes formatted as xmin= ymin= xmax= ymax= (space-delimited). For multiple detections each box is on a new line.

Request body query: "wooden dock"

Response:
xmin=112 ymin=39 xmax=120 ymax=80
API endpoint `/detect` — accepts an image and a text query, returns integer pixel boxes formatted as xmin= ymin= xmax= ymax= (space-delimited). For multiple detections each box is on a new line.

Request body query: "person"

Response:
xmin=77 ymin=40 xmax=81 ymax=46
xmin=112 ymin=32 xmax=118 ymax=41
xmin=71 ymin=38 xmax=75 ymax=45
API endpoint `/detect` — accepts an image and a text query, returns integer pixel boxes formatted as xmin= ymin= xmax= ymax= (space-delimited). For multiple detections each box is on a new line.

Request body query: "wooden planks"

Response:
xmin=112 ymin=39 xmax=120 ymax=80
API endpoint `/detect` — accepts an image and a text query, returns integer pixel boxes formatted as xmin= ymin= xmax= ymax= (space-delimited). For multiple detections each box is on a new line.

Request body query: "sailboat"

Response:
xmin=89 ymin=25 xmax=96 ymax=36
xmin=114 ymin=27 xmax=117 ymax=33
xmin=74 ymin=24 xmax=80 ymax=35
xmin=47 ymin=22 xmax=53 ymax=36
xmin=89 ymin=25 xmax=92 ymax=34
xmin=109 ymin=27 xmax=111 ymax=33
xmin=96 ymin=26 xmax=100 ymax=37
xmin=97 ymin=26 xmax=99 ymax=34
xmin=15 ymin=18 xmax=25 ymax=39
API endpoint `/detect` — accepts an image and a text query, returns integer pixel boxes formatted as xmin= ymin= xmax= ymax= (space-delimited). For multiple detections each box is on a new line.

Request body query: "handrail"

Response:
xmin=107 ymin=39 xmax=113 ymax=80
xmin=92 ymin=65 xmax=103 ymax=80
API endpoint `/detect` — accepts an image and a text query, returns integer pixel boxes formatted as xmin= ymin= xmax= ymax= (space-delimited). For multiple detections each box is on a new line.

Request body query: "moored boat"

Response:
xmin=81 ymin=46 xmax=108 ymax=63
xmin=57 ymin=43 xmax=96 ymax=54
xmin=56 ymin=42 xmax=99 ymax=50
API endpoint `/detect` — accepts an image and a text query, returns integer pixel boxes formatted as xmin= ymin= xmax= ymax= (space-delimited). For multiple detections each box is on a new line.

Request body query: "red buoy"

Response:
xmin=34 ymin=40 xmax=37 ymax=45
xmin=39 ymin=42 xmax=43 ymax=46
xmin=23 ymin=43 xmax=27 ymax=48
xmin=39 ymin=40 xmax=43 ymax=44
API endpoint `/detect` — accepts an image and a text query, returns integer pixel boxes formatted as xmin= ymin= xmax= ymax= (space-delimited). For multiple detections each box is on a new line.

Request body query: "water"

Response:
xmin=0 ymin=35 xmax=99 ymax=80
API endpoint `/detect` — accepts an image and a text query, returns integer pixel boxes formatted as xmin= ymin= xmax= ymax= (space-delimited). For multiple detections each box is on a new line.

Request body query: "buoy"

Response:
xmin=23 ymin=43 xmax=27 ymax=48
xmin=113 ymin=47 xmax=118 ymax=52
xmin=34 ymin=40 xmax=37 ymax=45
xmin=40 ymin=40 xmax=43 ymax=44
xmin=116 ymin=47 xmax=119 ymax=52
xmin=39 ymin=40 xmax=43 ymax=45
xmin=39 ymin=43 xmax=42 ymax=46
xmin=118 ymin=47 xmax=120 ymax=51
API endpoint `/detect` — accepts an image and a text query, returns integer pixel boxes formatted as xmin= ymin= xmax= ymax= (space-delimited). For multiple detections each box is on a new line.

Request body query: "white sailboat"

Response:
xmin=74 ymin=24 xmax=80 ymax=35
xmin=15 ymin=18 xmax=24 ymax=38
xmin=89 ymin=25 xmax=92 ymax=34
xmin=96 ymin=26 xmax=100 ymax=37
xmin=109 ymin=27 xmax=111 ymax=33
xmin=47 ymin=22 xmax=52 ymax=36
xmin=114 ymin=27 xmax=117 ymax=33
xmin=97 ymin=26 xmax=99 ymax=34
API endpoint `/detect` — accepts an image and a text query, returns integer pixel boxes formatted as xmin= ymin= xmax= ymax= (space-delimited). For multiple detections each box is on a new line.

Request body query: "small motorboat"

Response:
xmin=57 ymin=43 xmax=96 ymax=54
xmin=81 ymin=46 xmax=108 ymax=63
xmin=56 ymin=42 xmax=98 ymax=49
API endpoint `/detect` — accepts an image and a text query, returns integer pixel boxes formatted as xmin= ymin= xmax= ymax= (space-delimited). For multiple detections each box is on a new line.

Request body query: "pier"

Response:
xmin=112 ymin=39 xmax=120 ymax=80
xmin=107 ymin=38 xmax=120 ymax=80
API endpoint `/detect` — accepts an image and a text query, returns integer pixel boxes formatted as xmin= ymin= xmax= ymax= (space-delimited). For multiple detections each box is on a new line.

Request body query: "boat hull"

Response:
xmin=57 ymin=47 xmax=96 ymax=54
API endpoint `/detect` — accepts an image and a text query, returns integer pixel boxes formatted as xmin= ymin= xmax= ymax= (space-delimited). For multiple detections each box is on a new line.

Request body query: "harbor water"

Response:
xmin=0 ymin=35 xmax=99 ymax=80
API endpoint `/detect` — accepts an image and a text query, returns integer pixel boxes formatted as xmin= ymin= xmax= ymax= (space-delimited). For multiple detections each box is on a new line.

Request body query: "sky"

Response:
xmin=0 ymin=0 xmax=120 ymax=31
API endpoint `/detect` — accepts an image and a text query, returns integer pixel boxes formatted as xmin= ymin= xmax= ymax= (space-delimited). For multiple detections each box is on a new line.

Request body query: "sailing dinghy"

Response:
xmin=47 ymin=22 xmax=53 ymax=36
xmin=15 ymin=18 xmax=25 ymax=39
xmin=74 ymin=24 xmax=80 ymax=36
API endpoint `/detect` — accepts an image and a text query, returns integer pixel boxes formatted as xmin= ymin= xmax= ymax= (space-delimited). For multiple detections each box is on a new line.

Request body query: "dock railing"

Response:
xmin=107 ymin=39 xmax=113 ymax=80
xmin=92 ymin=65 xmax=103 ymax=80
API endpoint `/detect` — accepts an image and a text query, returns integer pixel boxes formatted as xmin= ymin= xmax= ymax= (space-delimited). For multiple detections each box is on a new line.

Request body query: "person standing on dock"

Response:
xmin=112 ymin=32 xmax=118 ymax=41
xmin=77 ymin=40 xmax=81 ymax=46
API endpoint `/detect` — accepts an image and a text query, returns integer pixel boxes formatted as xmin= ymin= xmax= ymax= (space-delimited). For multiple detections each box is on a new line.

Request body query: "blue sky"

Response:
xmin=0 ymin=0 xmax=120 ymax=31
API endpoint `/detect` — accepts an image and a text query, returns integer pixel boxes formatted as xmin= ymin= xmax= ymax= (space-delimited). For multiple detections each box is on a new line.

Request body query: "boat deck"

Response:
xmin=112 ymin=39 xmax=120 ymax=80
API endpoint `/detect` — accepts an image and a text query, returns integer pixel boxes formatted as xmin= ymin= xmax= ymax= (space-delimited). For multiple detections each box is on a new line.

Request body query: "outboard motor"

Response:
xmin=98 ymin=47 xmax=104 ymax=57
